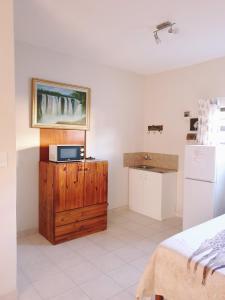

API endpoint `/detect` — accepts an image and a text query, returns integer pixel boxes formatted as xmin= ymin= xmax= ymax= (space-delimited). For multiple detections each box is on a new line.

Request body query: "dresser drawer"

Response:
xmin=55 ymin=215 xmax=107 ymax=237
xmin=55 ymin=203 xmax=107 ymax=226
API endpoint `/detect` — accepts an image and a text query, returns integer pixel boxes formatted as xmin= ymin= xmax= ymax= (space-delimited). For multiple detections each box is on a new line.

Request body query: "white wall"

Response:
xmin=0 ymin=0 xmax=17 ymax=299
xmin=144 ymin=57 xmax=225 ymax=216
xmin=15 ymin=41 xmax=144 ymax=232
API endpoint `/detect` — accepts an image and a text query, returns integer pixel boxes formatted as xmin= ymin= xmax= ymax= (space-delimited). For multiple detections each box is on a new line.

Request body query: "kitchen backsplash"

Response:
xmin=123 ymin=152 xmax=178 ymax=170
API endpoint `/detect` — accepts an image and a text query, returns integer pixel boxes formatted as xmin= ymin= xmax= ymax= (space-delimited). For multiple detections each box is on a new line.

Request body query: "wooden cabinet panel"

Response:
xmin=55 ymin=203 xmax=107 ymax=226
xmin=39 ymin=162 xmax=54 ymax=243
xmin=65 ymin=163 xmax=84 ymax=210
xmin=54 ymin=163 xmax=84 ymax=212
xmin=96 ymin=162 xmax=108 ymax=204
xmin=55 ymin=215 xmax=107 ymax=238
xmin=84 ymin=161 xmax=108 ymax=206
xmin=54 ymin=164 xmax=67 ymax=212
xmin=40 ymin=129 xmax=85 ymax=161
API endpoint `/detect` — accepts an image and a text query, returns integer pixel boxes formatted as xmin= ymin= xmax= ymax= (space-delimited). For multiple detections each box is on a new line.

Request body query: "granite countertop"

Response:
xmin=130 ymin=165 xmax=177 ymax=174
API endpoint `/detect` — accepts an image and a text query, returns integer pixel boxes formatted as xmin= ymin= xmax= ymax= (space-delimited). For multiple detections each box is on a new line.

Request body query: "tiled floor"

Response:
xmin=17 ymin=208 xmax=182 ymax=300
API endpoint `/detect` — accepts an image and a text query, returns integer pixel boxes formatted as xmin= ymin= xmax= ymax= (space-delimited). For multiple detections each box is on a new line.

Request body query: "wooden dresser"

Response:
xmin=39 ymin=160 xmax=108 ymax=244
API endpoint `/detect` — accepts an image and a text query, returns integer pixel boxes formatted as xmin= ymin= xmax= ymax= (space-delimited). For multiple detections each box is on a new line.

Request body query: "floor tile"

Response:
xmin=75 ymin=241 xmax=109 ymax=259
xmin=109 ymin=214 xmax=131 ymax=225
xmin=107 ymin=226 xmax=132 ymax=239
xmin=130 ymin=254 xmax=151 ymax=272
xmin=17 ymin=270 xmax=31 ymax=295
xmin=88 ymin=252 xmax=126 ymax=273
xmin=116 ymin=231 xmax=145 ymax=245
xmin=126 ymin=282 xmax=138 ymax=296
xmin=133 ymin=224 xmax=165 ymax=239
xmin=40 ymin=243 xmax=75 ymax=263
xmin=135 ymin=238 xmax=158 ymax=253
xmin=64 ymin=237 xmax=95 ymax=251
xmin=17 ymin=244 xmax=44 ymax=268
xmin=86 ymin=230 xmax=111 ymax=243
xmin=18 ymin=286 xmax=42 ymax=300
xmin=21 ymin=259 xmax=61 ymax=283
xmin=161 ymin=217 xmax=182 ymax=227
xmin=93 ymin=235 xmax=126 ymax=251
xmin=32 ymin=272 xmax=76 ymax=299
xmin=63 ymin=261 xmax=102 ymax=285
xmin=112 ymin=246 xmax=146 ymax=263
xmin=108 ymin=290 xmax=135 ymax=300
xmin=56 ymin=252 xmax=86 ymax=271
xmin=80 ymin=274 xmax=122 ymax=300
xmin=151 ymin=228 xmax=180 ymax=244
xmin=108 ymin=264 xmax=142 ymax=289
xmin=126 ymin=283 xmax=153 ymax=299
xmin=50 ymin=286 xmax=90 ymax=300
xmin=27 ymin=233 xmax=51 ymax=246
xmin=126 ymin=212 xmax=159 ymax=226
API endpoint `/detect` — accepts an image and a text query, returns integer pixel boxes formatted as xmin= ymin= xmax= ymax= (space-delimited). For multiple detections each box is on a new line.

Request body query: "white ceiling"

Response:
xmin=14 ymin=0 xmax=225 ymax=75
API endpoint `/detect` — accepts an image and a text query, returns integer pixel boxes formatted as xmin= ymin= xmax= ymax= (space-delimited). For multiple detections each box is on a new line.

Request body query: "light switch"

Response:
xmin=0 ymin=152 xmax=8 ymax=168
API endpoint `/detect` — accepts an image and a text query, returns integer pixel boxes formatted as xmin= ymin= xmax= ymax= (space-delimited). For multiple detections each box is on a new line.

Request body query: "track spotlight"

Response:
xmin=168 ymin=25 xmax=173 ymax=33
xmin=153 ymin=21 xmax=176 ymax=44
xmin=154 ymin=31 xmax=161 ymax=44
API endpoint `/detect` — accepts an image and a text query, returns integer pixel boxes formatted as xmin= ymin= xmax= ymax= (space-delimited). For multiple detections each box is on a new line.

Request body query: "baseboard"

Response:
xmin=0 ymin=290 xmax=17 ymax=300
xmin=17 ymin=228 xmax=38 ymax=239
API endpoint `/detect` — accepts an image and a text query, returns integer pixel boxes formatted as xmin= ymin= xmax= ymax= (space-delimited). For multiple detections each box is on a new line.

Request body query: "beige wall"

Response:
xmin=0 ymin=0 xmax=17 ymax=299
xmin=15 ymin=41 xmax=144 ymax=232
xmin=144 ymin=57 xmax=225 ymax=216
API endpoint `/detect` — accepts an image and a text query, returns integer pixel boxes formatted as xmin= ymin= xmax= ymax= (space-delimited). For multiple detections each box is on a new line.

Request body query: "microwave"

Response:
xmin=49 ymin=145 xmax=85 ymax=162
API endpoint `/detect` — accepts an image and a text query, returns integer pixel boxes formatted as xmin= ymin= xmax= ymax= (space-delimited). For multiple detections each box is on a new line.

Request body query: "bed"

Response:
xmin=136 ymin=215 xmax=225 ymax=300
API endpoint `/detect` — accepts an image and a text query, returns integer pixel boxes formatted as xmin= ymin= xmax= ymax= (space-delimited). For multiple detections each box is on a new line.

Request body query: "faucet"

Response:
xmin=144 ymin=154 xmax=152 ymax=160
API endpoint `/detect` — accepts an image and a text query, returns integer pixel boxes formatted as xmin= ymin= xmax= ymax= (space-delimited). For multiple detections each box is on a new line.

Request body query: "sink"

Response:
xmin=135 ymin=165 xmax=154 ymax=170
xmin=132 ymin=165 xmax=175 ymax=174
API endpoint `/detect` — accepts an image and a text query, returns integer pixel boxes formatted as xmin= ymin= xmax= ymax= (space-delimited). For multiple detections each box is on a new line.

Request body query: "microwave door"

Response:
xmin=58 ymin=146 xmax=81 ymax=161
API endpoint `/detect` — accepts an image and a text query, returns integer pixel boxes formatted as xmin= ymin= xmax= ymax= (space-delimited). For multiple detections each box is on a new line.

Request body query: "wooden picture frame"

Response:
xmin=32 ymin=78 xmax=90 ymax=130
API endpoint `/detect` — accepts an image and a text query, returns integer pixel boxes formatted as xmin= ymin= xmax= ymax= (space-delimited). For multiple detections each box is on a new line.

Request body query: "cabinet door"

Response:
xmin=129 ymin=169 xmax=162 ymax=220
xmin=55 ymin=163 xmax=84 ymax=212
xmin=84 ymin=161 xmax=108 ymax=206
xmin=129 ymin=168 xmax=145 ymax=213
xmin=143 ymin=172 xmax=162 ymax=220
xmin=65 ymin=163 xmax=84 ymax=210
xmin=54 ymin=163 xmax=67 ymax=212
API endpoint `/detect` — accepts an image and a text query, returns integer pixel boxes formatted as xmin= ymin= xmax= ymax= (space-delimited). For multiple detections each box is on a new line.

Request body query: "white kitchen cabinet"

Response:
xmin=129 ymin=168 xmax=177 ymax=220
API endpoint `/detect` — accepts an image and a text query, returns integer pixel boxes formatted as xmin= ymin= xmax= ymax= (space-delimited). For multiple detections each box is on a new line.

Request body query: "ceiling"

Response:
xmin=14 ymin=0 xmax=225 ymax=75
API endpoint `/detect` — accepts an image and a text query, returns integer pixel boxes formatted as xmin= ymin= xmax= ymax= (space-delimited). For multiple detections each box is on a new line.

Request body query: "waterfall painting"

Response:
xmin=32 ymin=78 xmax=90 ymax=130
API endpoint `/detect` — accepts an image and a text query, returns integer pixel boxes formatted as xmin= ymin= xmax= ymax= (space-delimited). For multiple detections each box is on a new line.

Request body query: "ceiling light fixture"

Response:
xmin=153 ymin=21 xmax=176 ymax=44
xmin=154 ymin=31 xmax=161 ymax=44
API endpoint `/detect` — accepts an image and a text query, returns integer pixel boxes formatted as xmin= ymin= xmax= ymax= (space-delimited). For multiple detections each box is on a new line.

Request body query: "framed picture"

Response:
xmin=190 ymin=118 xmax=198 ymax=131
xmin=186 ymin=133 xmax=197 ymax=140
xmin=32 ymin=78 xmax=90 ymax=130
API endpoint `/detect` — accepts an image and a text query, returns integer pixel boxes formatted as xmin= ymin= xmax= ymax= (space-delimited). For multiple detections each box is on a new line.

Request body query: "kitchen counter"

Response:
xmin=130 ymin=165 xmax=177 ymax=174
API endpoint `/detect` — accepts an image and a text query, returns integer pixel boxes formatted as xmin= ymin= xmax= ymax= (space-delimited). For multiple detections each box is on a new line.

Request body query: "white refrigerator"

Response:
xmin=183 ymin=145 xmax=225 ymax=229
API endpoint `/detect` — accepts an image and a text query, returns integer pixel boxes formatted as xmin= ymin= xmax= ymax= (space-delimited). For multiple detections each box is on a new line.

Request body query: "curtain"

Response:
xmin=197 ymin=98 xmax=220 ymax=145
